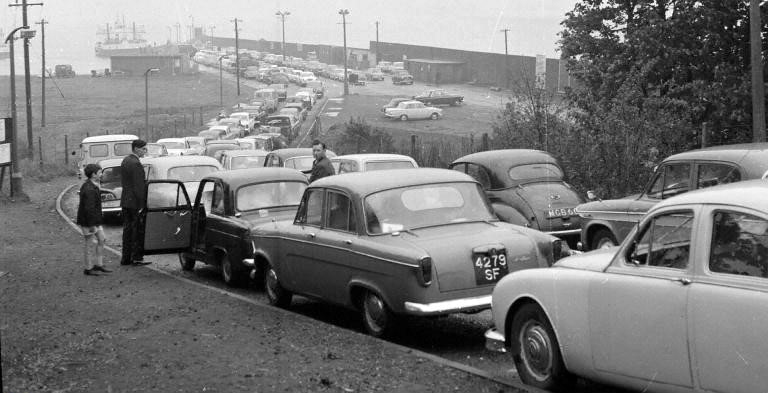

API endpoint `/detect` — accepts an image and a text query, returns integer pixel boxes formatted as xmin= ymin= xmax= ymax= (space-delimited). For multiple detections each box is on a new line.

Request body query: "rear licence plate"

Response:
xmin=473 ymin=250 xmax=509 ymax=285
xmin=547 ymin=207 xmax=576 ymax=218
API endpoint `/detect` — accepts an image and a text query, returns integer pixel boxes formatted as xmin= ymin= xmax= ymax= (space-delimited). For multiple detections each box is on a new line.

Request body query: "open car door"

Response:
xmin=143 ymin=180 xmax=193 ymax=254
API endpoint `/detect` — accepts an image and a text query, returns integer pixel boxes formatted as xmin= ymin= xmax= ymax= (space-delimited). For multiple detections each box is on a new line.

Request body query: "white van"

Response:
xmin=76 ymin=134 xmax=138 ymax=178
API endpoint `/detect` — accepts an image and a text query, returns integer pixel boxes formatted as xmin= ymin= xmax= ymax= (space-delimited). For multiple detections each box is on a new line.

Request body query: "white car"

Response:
xmin=331 ymin=154 xmax=418 ymax=174
xmin=298 ymin=71 xmax=317 ymax=85
xmin=156 ymin=138 xmax=189 ymax=156
xmin=182 ymin=137 xmax=206 ymax=155
xmin=485 ymin=179 xmax=768 ymax=393
xmin=229 ymin=112 xmax=254 ymax=131
xmin=384 ymin=100 xmax=442 ymax=121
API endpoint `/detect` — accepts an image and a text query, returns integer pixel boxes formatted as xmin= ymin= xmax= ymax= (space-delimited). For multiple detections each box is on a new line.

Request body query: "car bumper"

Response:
xmin=484 ymin=328 xmax=507 ymax=352
xmin=546 ymin=228 xmax=581 ymax=237
xmin=383 ymin=113 xmax=399 ymax=118
xmin=404 ymin=295 xmax=492 ymax=316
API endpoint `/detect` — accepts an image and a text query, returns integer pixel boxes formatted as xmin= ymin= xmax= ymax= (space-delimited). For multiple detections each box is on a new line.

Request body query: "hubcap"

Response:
xmin=266 ymin=269 xmax=278 ymax=298
xmin=222 ymin=259 xmax=231 ymax=281
xmin=365 ymin=294 xmax=386 ymax=330
xmin=519 ymin=321 xmax=553 ymax=381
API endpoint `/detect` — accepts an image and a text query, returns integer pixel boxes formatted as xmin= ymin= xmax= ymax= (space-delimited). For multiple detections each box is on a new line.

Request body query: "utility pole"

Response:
xmin=175 ymin=22 xmax=181 ymax=44
xmin=209 ymin=25 xmax=215 ymax=48
xmin=750 ymin=0 xmax=765 ymax=142
xmin=36 ymin=18 xmax=48 ymax=127
xmin=231 ymin=18 xmax=242 ymax=96
xmin=276 ymin=11 xmax=290 ymax=65
xmin=500 ymin=28 xmax=510 ymax=89
xmin=339 ymin=9 xmax=350 ymax=96
xmin=375 ymin=21 xmax=380 ymax=66
xmin=5 ymin=26 xmax=27 ymax=198
xmin=9 ymin=0 xmax=44 ymax=158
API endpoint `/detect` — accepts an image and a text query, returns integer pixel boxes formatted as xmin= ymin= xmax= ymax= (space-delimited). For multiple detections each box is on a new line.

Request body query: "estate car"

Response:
xmin=331 ymin=154 xmax=418 ymax=174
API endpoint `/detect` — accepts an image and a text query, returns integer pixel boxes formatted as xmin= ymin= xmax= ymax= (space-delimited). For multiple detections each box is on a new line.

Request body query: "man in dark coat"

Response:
xmin=120 ymin=139 xmax=151 ymax=266
xmin=309 ymin=139 xmax=335 ymax=183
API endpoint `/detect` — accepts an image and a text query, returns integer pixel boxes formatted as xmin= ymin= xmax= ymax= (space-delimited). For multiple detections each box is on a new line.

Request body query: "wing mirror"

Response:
xmin=586 ymin=190 xmax=602 ymax=201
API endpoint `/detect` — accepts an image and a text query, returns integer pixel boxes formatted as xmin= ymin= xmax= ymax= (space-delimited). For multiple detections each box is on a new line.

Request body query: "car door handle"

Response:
xmin=174 ymin=227 xmax=181 ymax=235
xmin=308 ymin=233 xmax=316 ymax=239
xmin=675 ymin=277 xmax=692 ymax=285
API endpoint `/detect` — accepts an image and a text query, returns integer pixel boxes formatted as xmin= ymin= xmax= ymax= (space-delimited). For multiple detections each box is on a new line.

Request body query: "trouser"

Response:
xmin=121 ymin=208 xmax=145 ymax=264
xmin=82 ymin=225 xmax=105 ymax=269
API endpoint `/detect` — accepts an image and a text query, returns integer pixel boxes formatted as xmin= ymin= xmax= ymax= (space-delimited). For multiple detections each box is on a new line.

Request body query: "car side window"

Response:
xmin=697 ymin=163 xmax=741 ymax=189
xmin=326 ymin=192 xmax=356 ymax=233
xmin=646 ymin=164 xmax=691 ymax=199
xmin=466 ymin=163 xmax=492 ymax=190
xmin=709 ymin=210 xmax=768 ymax=278
xmin=211 ymin=183 xmax=225 ymax=216
xmin=198 ymin=181 xmax=215 ymax=215
xmin=627 ymin=210 xmax=694 ymax=269
xmin=295 ymin=189 xmax=323 ymax=226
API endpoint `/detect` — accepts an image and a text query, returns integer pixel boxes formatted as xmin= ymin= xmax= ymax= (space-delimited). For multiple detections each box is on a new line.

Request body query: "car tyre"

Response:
xmin=265 ymin=266 xmax=292 ymax=308
xmin=590 ymin=228 xmax=618 ymax=250
xmin=430 ymin=112 xmax=439 ymax=120
xmin=399 ymin=114 xmax=408 ymax=121
xmin=220 ymin=254 xmax=242 ymax=287
xmin=179 ymin=254 xmax=195 ymax=271
xmin=361 ymin=291 xmax=393 ymax=338
xmin=511 ymin=303 xmax=573 ymax=391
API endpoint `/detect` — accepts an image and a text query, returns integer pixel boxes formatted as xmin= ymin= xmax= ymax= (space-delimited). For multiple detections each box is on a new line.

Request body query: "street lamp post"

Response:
xmin=276 ymin=11 xmax=290 ymax=65
xmin=218 ymin=56 xmax=224 ymax=107
xmin=4 ymin=26 xmax=28 ymax=198
xmin=144 ymin=68 xmax=159 ymax=139
xmin=339 ymin=9 xmax=350 ymax=96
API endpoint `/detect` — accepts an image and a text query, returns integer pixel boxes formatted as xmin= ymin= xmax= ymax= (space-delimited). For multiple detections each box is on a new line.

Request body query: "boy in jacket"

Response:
xmin=77 ymin=163 xmax=111 ymax=275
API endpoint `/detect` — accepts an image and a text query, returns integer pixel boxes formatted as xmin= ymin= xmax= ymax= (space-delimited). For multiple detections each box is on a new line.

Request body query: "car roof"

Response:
xmin=270 ymin=148 xmax=336 ymax=159
xmin=223 ymin=149 xmax=268 ymax=157
xmin=96 ymin=158 xmax=125 ymax=168
xmin=81 ymin=134 xmax=138 ymax=143
xmin=157 ymin=138 xmax=185 ymax=143
xmin=310 ymin=168 xmax=475 ymax=195
xmin=202 ymin=167 xmax=308 ymax=188
xmin=207 ymin=140 xmax=239 ymax=145
xmin=142 ymin=155 xmax=222 ymax=172
xmin=452 ymin=149 xmax=560 ymax=169
xmin=400 ymin=100 xmax=424 ymax=105
xmin=653 ymin=179 xmax=768 ymax=212
xmin=332 ymin=154 xmax=416 ymax=163
xmin=663 ymin=143 xmax=768 ymax=173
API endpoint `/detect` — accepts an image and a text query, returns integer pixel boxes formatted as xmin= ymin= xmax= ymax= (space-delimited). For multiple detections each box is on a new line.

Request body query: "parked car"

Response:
xmin=486 ymin=179 xmax=768 ymax=393
xmin=450 ymin=150 xmax=584 ymax=245
xmin=54 ymin=64 xmax=76 ymax=78
xmin=380 ymin=97 xmax=411 ymax=113
xmin=145 ymin=143 xmax=168 ymax=158
xmin=199 ymin=127 xmax=227 ymax=141
xmin=254 ymin=169 xmax=570 ymax=337
xmin=228 ymin=112 xmax=255 ymax=132
xmin=182 ymin=136 xmax=206 ymax=155
xmin=304 ymin=80 xmax=326 ymax=99
xmin=280 ymin=103 xmax=307 ymax=122
xmin=140 ymin=168 xmax=309 ymax=286
xmin=331 ymin=154 xmax=418 ymax=174
xmin=384 ymin=100 xmax=442 ymax=121
xmin=294 ymin=90 xmax=315 ymax=108
xmin=203 ymin=140 xmax=241 ymax=161
xmin=577 ymin=143 xmax=768 ymax=250
xmin=413 ymin=89 xmax=464 ymax=106
xmin=242 ymin=133 xmax=287 ymax=151
xmin=220 ymin=149 xmax=269 ymax=170
xmin=216 ymin=119 xmax=245 ymax=138
xmin=378 ymin=61 xmax=393 ymax=73
xmin=392 ymin=70 xmax=414 ymax=85
xmin=265 ymin=115 xmax=300 ymax=141
xmin=156 ymin=138 xmax=188 ymax=156
xmin=142 ymin=155 xmax=223 ymax=208
xmin=365 ymin=67 xmax=385 ymax=81
xmin=75 ymin=134 xmax=138 ymax=179
xmin=95 ymin=158 xmax=128 ymax=219
xmin=298 ymin=71 xmax=317 ymax=85
xmin=263 ymin=148 xmax=336 ymax=177
xmin=253 ymin=89 xmax=279 ymax=113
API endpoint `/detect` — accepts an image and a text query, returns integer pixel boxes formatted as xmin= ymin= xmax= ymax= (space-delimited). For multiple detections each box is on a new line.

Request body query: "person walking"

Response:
xmin=309 ymin=139 xmax=335 ymax=183
xmin=120 ymin=139 xmax=151 ymax=266
xmin=77 ymin=163 xmax=111 ymax=275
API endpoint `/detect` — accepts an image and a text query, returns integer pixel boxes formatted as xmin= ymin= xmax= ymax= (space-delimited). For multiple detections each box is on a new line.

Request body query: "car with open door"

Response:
xmin=141 ymin=168 xmax=309 ymax=286
xmin=251 ymin=168 xmax=571 ymax=337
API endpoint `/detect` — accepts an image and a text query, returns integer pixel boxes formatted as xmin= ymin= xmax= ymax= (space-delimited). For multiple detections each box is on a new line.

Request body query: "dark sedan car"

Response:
xmin=577 ymin=143 xmax=768 ymax=250
xmin=450 ymin=150 xmax=584 ymax=244
xmin=139 ymin=168 xmax=309 ymax=286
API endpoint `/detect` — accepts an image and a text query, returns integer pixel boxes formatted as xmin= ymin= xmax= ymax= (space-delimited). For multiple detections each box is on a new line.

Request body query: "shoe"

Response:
xmin=83 ymin=268 xmax=99 ymax=276
xmin=92 ymin=265 xmax=112 ymax=273
xmin=132 ymin=260 xmax=152 ymax=266
xmin=120 ymin=260 xmax=132 ymax=266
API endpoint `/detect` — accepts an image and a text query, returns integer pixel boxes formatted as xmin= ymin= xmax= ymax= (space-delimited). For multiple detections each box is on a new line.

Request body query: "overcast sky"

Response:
xmin=2 ymin=0 xmax=578 ymax=56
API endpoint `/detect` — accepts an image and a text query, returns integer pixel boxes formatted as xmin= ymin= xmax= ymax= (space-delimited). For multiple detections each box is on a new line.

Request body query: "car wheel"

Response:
xmin=511 ymin=303 xmax=573 ymax=390
xmin=399 ymin=114 xmax=408 ymax=121
xmin=265 ymin=266 xmax=292 ymax=308
xmin=179 ymin=254 xmax=195 ymax=271
xmin=590 ymin=228 xmax=618 ymax=250
xmin=220 ymin=254 xmax=241 ymax=287
xmin=361 ymin=291 xmax=393 ymax=338
xmin=430 ymin=112 xmax=439 ymax=120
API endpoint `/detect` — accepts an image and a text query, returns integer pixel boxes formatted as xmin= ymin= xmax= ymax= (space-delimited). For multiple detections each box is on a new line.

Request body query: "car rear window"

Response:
xmin=161 ymin=141 xmax=186 ymax=149
xmin=114 ymin=143 xmax=133 ymax=156
xmin=508 ymin=163 xmax=563 ymax=181
xmin=231 ymin=156 xmax=266 ymax=169
xmin=366 ymin=161 xmax=415 ymax=171
xmin=236 ymin=181 xmax=307 ymax=212
xmin=284 ymin=157 xmax=314 ymax=171
xmin=166 ymin=165 xmax=220 ymax=182
xmin=88 ymin=144 xmax=108 ymax=157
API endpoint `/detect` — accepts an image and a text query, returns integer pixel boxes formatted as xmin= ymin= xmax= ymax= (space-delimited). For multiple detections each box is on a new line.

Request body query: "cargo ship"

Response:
xmin=94 ymin=19 xmax=152 ymax=57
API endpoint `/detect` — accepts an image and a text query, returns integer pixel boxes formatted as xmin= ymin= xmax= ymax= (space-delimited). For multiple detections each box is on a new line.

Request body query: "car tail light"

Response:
xmin=552 ymin=239 xmax=563 ymax=264
xmin=418 ymin=256 xmax=432 ymax=286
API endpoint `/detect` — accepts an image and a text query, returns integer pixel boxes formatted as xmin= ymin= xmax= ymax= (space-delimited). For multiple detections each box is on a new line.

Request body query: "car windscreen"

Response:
xmin=114 ymin=142 xmax=133 ymax=156
xmin=161 ymin=141 xmax=186 ymax=149
xmin=508 ymin=163 xmax=563 ymax=181
xmin=100 ymin=166 xmax=122 ymax=188
xmin=166 ymin=165 xmax=220 ymax=182
xmin=231 ymin=155 xmax=266 ymax=169
xmin=284 ymin=157 xmax=314 ymax=171
xmin=365 ymin=161 xmax=415 ymax=171
xmin=147 ymin=145 xmax=165 ymax=156
xmin=236 ymin=181 xmax=307 ymax=212
xmin=364 ymin=182 xmax=495 ymax=234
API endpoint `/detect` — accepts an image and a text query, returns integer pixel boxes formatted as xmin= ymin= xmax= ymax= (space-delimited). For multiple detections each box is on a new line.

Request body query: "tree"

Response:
xmin=335 ymin=117 xmax=395 ymax=154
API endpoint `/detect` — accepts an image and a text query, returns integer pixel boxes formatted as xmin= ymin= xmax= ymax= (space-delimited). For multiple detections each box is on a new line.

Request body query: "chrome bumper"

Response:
xmin=546 ymin=228 xmax=581 ymax=237
xmin=404 ymin=295 xmax=492 ymax=316
xmin=485 ymin=328 xmax=507 ymax=352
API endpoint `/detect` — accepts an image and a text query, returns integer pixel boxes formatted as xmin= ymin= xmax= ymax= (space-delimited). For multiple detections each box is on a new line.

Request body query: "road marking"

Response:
xmin=323 ymin=112 xmax=339 ymax=117
xmin=327 ymin=98 xmax=344 ymax=102
xmin=54 ymin=134 xmax=535 ymax=393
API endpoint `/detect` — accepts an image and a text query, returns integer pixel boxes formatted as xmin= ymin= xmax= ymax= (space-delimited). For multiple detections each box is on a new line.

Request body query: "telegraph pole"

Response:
xmin=375 ymin=21 xmax=380 ymax=66
xmin=750 ymin=0 xmax=765 ymax=142
xmin=500 ymin=28 xmax=510 ymax=89
xmin=35 ymin=18 xmax=48 ymax=127
xmin=339 ymin=9 xmax=350 ymax=96
xmin=276 ymin=11 xmax=290 ymax=65
xmin=9 ymin=0 xmax=44 ymax=157
xmin=231 ymin=18 xmax=242 ymax=96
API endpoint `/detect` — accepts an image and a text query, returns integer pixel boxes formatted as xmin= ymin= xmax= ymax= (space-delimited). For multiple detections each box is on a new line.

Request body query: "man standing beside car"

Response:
xmin=309 ymin=139 xmax=335 ymax=183
xmin=120 ymin=139 xmax=151 ymax=266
